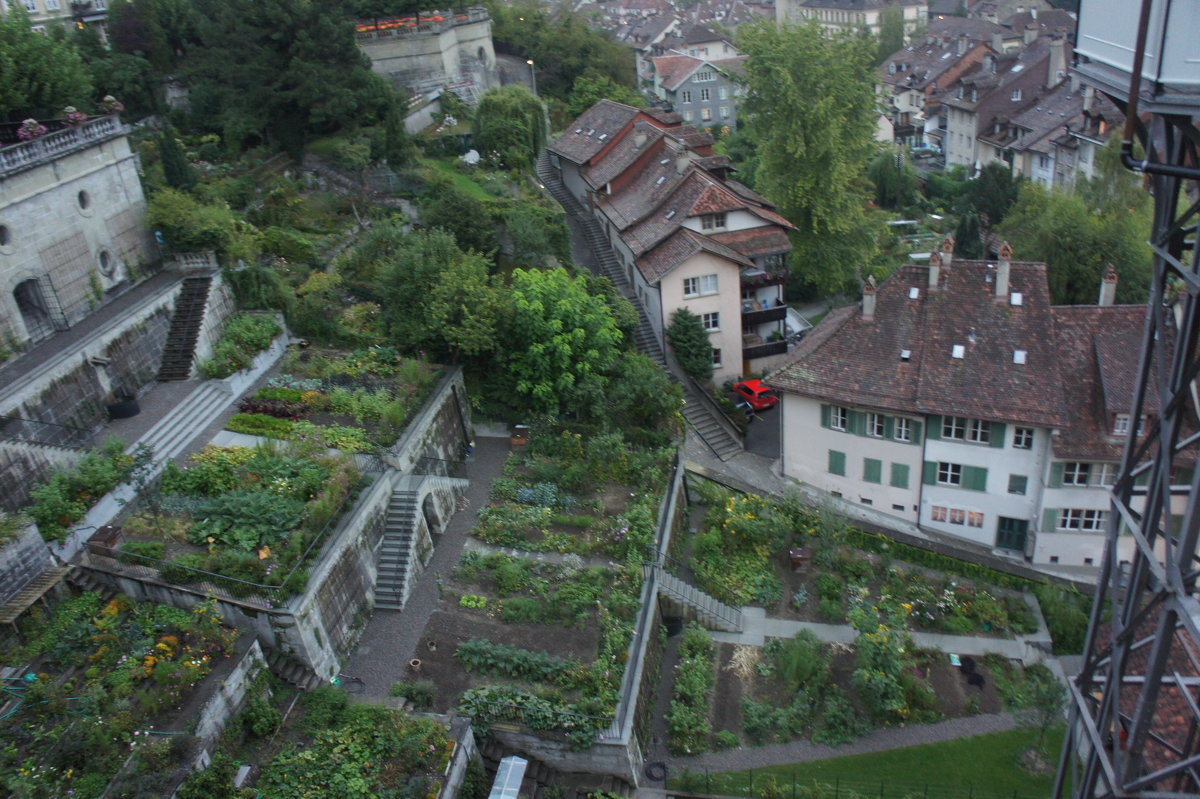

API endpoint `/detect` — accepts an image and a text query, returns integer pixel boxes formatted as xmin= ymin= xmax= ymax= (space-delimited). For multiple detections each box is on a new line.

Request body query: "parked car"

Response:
xmin=731 ymin=379 xmax=778 ymax=411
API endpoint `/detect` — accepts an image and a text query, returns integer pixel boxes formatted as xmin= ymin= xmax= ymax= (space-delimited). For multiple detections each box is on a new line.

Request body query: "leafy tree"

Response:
xmin=147 ymin=187 xmax=259 ymax=260
xmin=183 ymin=0 xmax=393 ymax=154
xmin=473 ymin=85 xmax=546 ymax=169
xmin=377 ymin=228 xmax=466 ymax=351
xmin=427 ymin=252 xmax=507 ymax=362
xmin=421 ymin=185 xmax=498 ymax=256
xmin=737 ymin=20 xmax=878 ymax=297
xmin=867 ymin=148 xmax=920 ymax=211
xmin=874 ymin=6 xmax=906 ymax=66
xmin=961 ymin=162 xmax=1021 ymax=233
xmin=160 ymin=125 xmax=197 ymax=191
xmin=0 ymin=6 xmax=93 ymax=117
xmin=666 ymin=308 xmax=714 ymax=381
xmin=607 ymin=353 xmax=683 ymax=440
xmin=86 ymin=51 xmax=161 ymax=117
xmin=585 ymin=274 xmax=639 ymax=348
xmin=107 ymin=0 xmax=171 ymax=70
xmin=954 ymin=211 xmax=983 ymax=258
xmin=504 ymin=268 xmax=622 ymax=415
xmin=566 ymin=70 xmax=643 ymax=118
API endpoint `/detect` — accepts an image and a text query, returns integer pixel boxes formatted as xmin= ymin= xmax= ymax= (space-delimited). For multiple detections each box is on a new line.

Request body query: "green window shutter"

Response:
xmin=864 ymin=458 xmax=882 ymax=484
xmin=964 ymin=466 xmax=988 ymax=491
xmin=848 ymin=410 xmax=865 ymax=436
xmin=1049 ymin=462 xmax=1064 ymax=488
xmin=1042 ymin=508 xmax=1058 ymax=531
xmin=821 ymin=404 xmax=831 ymax=429
xmin=828 ymin=450 xmax=846 ymax=476
xmin=923 ymin=461 xmax=937 ymax=485
xmin=891 ymin=463 xmax=910 ymax=489
xmin=990 ymin=422 xmax=1006 ymax=448
xmin=927 ymin=415 xmax=941 ymax=440
xmin=911 ymin=420 xmax=923 ymax=445
xmin=883 ymin=416 xmax=895 ymax=439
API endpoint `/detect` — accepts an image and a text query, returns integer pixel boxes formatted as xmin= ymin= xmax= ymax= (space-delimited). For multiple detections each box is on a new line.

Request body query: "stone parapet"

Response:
xmin=0 ymin=116 xmax=125 ymax=179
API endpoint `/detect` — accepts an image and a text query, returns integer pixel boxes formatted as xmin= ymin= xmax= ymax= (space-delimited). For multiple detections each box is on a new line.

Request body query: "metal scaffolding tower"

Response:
xmin=1055 ymin=1 xmax=1200 ymax=797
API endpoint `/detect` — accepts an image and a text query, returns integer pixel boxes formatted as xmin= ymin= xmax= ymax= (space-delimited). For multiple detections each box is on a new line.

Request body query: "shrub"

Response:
xmin=198 ymin=314 xmax=281 ymax=379
xmin=713 ymin=730 xmax=739 ymax=750
xmin=118 ymin=541 xmax=166 ymax=564
xmin=390 ymin=679 xmax=437 ymax=708
xmin=817 ymin=597 xmax=844 ymax=621
xmin=812 ymin=692 xmax=867 ymax=745
xmin=237 ymin=396 xmax=309 ymax=420
xmin=666 ymin=624 xmax=715 ymax=755
xmin=225 ymin=412 xmax=295 ymax=438
xmin=28 ymin=439 xmax=137 ymax=541
xmin=1034 ymin=583 xmax=1092 ymax=654
xmin=814 ymin=573 xmax=845 ymax=601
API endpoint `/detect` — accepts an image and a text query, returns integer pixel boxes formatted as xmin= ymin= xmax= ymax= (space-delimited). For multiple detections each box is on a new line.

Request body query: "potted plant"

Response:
xmin=16 ymin=119 xmax=47 ymax=141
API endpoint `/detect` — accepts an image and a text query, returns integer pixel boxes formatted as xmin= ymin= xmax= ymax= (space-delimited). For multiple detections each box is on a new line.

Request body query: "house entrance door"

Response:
xmin=996 ymin=516 xmax=1028 ymax=552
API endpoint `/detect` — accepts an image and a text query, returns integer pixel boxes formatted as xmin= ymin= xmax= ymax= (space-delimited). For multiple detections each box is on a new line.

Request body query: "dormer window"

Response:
xmin=1011 ymin=89 xmax=1022 ymax=101
xmin=888 ymin=62 xmax=897 ymax=75
xmin=701 ymin=212 xmax=727 ymax=231
xmin=956 ymin=86 xmax=964 ymax=99
xmin=1113 ymin=414 xmax=1145 ymax=436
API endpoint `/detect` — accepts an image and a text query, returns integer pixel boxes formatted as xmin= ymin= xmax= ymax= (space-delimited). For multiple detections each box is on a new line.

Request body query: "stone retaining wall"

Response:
xmin=0 ymin=523 xmax=51 ymax=604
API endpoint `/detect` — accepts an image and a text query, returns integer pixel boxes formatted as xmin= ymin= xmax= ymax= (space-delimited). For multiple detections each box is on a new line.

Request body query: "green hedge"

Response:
xmin=225 ymin=412 xmax=294 ymax=439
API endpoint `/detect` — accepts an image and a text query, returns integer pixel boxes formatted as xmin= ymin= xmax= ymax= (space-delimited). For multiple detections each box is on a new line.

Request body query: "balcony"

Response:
xmin=743 ymin=339 xmax=788 ymax=360
xmin=741 ymin=304 xmax=787 ymax=327
xmin=740 ymin=268 xmax=787 ymax=290
xmin=0 ymin=116 xmax=124 ymax=179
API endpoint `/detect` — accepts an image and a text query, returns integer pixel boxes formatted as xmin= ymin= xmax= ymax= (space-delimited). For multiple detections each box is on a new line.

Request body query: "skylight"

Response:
xmin=666 ymin=209 xmax=676 ymax=219
xmin=656 ymin=176 xmax=666 ymax=184
xmin=908 ymin=287 xmax=920 ymax=300
xmin=1011 ymin=64 xmax=1024 ymax=73
xmin=660 ymin=158 xmax=671 ymax=164
xmin=952 ymin=344 xmax=965 ymax=359
xmin=1011 ymin=292 xmax=1024 ymax=306
xmin=1013 ymin=350 xmax=1027 ymax=364
xmin=900 ymin=349 xmax=912 ymax=361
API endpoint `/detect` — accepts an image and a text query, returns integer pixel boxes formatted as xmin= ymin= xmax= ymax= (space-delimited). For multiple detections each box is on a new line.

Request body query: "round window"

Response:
xmin=99 ymin=250 xmax=114 ymax=276
xmin=78 ymin=190 xmax=91 ymax=210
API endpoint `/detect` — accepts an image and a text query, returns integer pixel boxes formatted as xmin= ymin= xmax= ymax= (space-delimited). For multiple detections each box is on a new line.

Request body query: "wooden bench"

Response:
xmin=0 ymin=566 xmax=70 ymax=637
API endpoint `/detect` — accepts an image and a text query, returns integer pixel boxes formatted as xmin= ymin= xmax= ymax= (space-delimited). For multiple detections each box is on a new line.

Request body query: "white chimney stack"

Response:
xmin=1098 ymin=264 xmax=1118 ymax=306
xmin=1047 ymin=36 xmax=1065 ymax=89
xmin=996 ymin=241 xmax=1012 ymax=299
xmin=862 ymin=275 xmax=878 ymax=320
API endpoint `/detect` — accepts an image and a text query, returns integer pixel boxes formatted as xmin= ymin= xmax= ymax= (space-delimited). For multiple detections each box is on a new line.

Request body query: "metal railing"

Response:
xmin=413 ymin=456 xmax=465 ymax=478
xmin=0 ymin=116 xmax=123 ymax=178
xmin=652 ymin=566 xmax=743 ymax=632
xmin=0 ymin=415 xmax=93 ymax=449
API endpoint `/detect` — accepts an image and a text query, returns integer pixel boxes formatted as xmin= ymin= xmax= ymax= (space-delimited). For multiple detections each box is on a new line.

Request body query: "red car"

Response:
xmin=731 ymin=379 xmax=778 ymax=411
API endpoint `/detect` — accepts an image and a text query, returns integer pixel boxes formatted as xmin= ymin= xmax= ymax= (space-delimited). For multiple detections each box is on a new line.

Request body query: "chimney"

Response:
xmin=1098 ymin=264 xmax=1118 ymax=306
xmin=1023 ymin=23 xmax=1038 ymax=46
xmin=862 ymin=275 xmax=877 ymax=320
xmin=995 ymin=241 xmax=1012 ymax=299
xmin=1083 ymin=84 xmax=1095 ymax=113
xmin=956 ymin=34 xmax=967 ymax=55
xmin=991 ymin=32 xmax=1004 ymax=53
xmin=634 ymin=130 xmax=648 ymax=148
xmin=675 ymin=153 xmax=692 ymax=173
xmin=1030 ymin=7 xmax=1038 ymax=19
xmin=1047 ymin=36 xmax=1065 ymax=89
xmin=932 ymin=234 xmax=954 ymax=287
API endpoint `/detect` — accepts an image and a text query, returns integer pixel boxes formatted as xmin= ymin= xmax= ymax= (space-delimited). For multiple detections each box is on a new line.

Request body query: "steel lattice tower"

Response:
xmin=1055 ymin=2 xmax=1200 ymax=795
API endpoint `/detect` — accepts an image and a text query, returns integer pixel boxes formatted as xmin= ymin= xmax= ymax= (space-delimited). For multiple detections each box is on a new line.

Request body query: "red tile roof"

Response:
xmin=548 ymin=100 xmax=640 ymax=165
xmin=709 ymin=228 xmax=792 ymax=258
xmin=635 ymin=227 xmax=753 ymax=284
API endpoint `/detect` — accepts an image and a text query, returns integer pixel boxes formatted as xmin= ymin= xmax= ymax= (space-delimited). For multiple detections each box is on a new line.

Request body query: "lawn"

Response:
xmin=419 ymin=156 xmax=491 ymax=201
xmin=670 ymin=726 xmax=1065 ymax=799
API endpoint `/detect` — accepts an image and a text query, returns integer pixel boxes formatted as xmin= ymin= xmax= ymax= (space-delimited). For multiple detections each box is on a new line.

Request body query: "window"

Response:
xmin=950 ymin=508 xmax=966 ymax=525
xmin=719 ymin=106 xmax=729 ymax=119
xmin=24 ymin=0 xmax=36 ymax=10
xmin=830 ymin=406 xmax=848 ymax=431
xmin=683 ymin=110 xmax=694 ymax=122
xmin=711 ymin=348 xmax=722 ymax=367
xmin=683 ymin=274 xmax=717 ymax=297
xmin=890 ymin=463 xmax=910 ymax=489
xmin=701 ymin=108 xmax=712 ymax=122
xmin=1058 ymin=509 xmax=1109 ymax=531
xmin=701 ymin=312 xmax=720 ymax=331
xmin=683 ymin=277 xmax=699 ymax=296
xmin=44 ymin=0 xmax=58 ymax=8
xmin=1063 ymin=462 xmax=1091 ymax=486
xmin=1013 ymin=427 xmax=1034 ymax=449
xmin=942 ymin=416 xmax=967 ymax=439
xmin=931 ymin=505 xmax=947 ymax=522
xmin=700 ymin=213 xmax=727 ymax=231
xmin=1008 ymin=474 xmax=1027 ymax=495
xmin=1011 ymin=89 xmax=1022 ymax=101
xmin=719 ymin=86 xmax=728 ymax=99
xmin=866 ymin=413 xmax=885 ymax=438
xmin=1113 ymin=414 xmax=1137 ymax=435
xmin=968 ymin=511 xmax=984 ymax=528
xmin=1095 ymin=463 xmax=1117 ymax=487
xmin=863 ymin=458 xmax=882 ymax=484
xmin=700 ymin=88 xmax=711 ymax=102
xmin=1038 ymin=154 xmax=1050 ymax=169
xmin=696 ymin=70 xmax=714 ymax=81
xmin=828 ymin=449 xmax=846 ymax=476
xmin=967 ymin=418 xmax=990 ymax=444
xmin=681 ymin=90 xmax=692 ymax=103
xmin=937 ymin=462 xmax=962 ymax=486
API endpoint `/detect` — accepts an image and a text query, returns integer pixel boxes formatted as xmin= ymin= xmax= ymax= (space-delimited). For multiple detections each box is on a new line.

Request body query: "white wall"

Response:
xmin=660 ymin=251 xmax=744 ymax=383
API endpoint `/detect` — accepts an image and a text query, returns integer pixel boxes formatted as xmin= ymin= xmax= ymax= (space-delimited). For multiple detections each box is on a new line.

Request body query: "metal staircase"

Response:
xmin=375 ymin=489 xmax=418 ymax=611
xmin=650 ymin=564 xmax=743 ymax=633
xmin=157 ymin=274 xmax=213 ymax=381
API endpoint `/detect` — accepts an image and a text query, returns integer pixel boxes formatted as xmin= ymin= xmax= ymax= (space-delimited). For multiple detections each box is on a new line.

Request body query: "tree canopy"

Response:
xmin=0 ymin=6 xmax=93 ymax=117
xmin=472 ymin=85 xmax=547 ymax=170
xmin=666 ymin=308 xmax=714 ymax=382
xmin=566 ymin=71 xmax=643 ymax=119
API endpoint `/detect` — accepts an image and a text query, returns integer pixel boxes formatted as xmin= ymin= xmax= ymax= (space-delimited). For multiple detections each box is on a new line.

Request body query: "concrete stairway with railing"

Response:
xmin=375 ymin=489 xmax=418 ymax=611
xmin=536 ymin=151 xmax=744 ymax=461
xmin=131 ymin=382 xmax=232 ymax=462
xmin=652 ymin=565 xmax=743 ymax=633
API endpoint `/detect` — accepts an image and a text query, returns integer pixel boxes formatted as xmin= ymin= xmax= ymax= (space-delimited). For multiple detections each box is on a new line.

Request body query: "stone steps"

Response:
xmin=375 ymin=489 xmax=419 ymax=611
xmin=158 ymin=275 xmax=214 ymax=381
xmin=129 ymin=382 xmax=231 ymax=462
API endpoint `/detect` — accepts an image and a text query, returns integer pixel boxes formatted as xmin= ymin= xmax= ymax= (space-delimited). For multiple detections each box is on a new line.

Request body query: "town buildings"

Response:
xmin=768 ymin=240 xmax=1166 ymax=571
xmin=648 ymin=26 xmax=748 ymax=129
xmin=776 ymin=0 xmax=927 ymax=39
xmin=0 ymin=0 xmax=107 ymax=37
xmin=548 ymin=100 xmax=796 ymax=382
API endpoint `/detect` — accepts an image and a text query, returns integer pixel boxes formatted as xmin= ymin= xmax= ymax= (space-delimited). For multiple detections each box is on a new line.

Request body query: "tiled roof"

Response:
xmin=710 ymin=228 xmax=791 ymax=258
xmin=691 ymin=183 xmax=745 ymax=214
xmin=768 ymin=260 xmax=1070 ymax=427
xmin=582 ymin=122 xmax=666 ymax=189
xmin=683 ymin=23 xmax=727 ymax=44
xmin=981 ymin=80 xmax=1088 ymax=153
xmin=1003 ymin=9 xmax=1075 ymax=36
xmin=635 ymin=227 xmax=753 ymax=284
xmin=548 ymin=101 xmax=640 ymax=164
xmin=800 ymin=0 xmax=923 ymax=7
xmin=1050 ymin=305 xmax=1147 ymax=460
xmin=654 ymin=54 xmax=704 ymax=91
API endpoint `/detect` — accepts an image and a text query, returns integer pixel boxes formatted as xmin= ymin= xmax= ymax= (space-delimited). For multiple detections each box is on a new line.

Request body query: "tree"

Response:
xmin=421 ymin=186 xmax=498 ymax=256
xmin=377 ymin=228 xmax=467 ymax=352
xmin=867 ymin=148 xmax=921 ymax=211
xmin=607 ymin=353 xmax=683 ymax=444
xmin=504 ymin=268 xmax=622 ymax=415
xmin=107 ymin=0 xmax=171 ymax=70
xmin=473 ymin=85 xmax=546 ymax=169
xmin=566 ymin=71 xmax=643 ymax=118
xmin=0 ymin=6 xmax=93 ymax=117
xmin=160 ymin=125 xmax=197 ymax=191
xmin=961 ymin=162 xmax=1021 ymax=234
xmin=874 ymin=6 xmax=906 ymax=66
xmin=666 ymin=308 xmax=714 ymax=381
xmin=427 ymin=252 xmax=507 ymax=363
xmin=737 ymin=20 xmax=879 ymax=296
xmin=954 ymin=211 xmax=983 ymax=258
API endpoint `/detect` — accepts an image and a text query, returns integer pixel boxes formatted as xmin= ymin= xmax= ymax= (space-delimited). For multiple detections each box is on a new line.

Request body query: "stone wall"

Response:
xmin=0 ymin=523 xmax=51 ymax=603
xmin=358 ymin=10 xmax=495 ymax=87
xmin=0 ymin=442 xmax=85 ymax=513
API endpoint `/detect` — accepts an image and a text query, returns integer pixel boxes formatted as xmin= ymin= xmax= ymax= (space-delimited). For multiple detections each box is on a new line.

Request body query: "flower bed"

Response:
xmin=1 ymin=593 xmax=239 ymax=799
xmin=198 ymin=313 xmax=282 ymax=379
xmin=116 ymin=443 xmax=362 ymax=598
xmin=27 ymin=439 xmax=147 ymax=542
xmin=229 ymin=346 xmax=441 ymax=450
xmin=666 ymin=624 xmax=716 ymax=755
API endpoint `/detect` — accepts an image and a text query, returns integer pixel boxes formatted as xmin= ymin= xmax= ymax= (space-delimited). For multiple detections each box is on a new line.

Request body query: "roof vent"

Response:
xmin=575 ymin=129 xmax=583 ymax=134
xmin=660 ymin=158 xmax=671 ymax=164
xmin=665 ymin=209 xmax=676 ymax=219
xmin=598 ymin=133 xmax=608 ymax=140
xmin=656 ymin=176 xmax=666 ymax=185
xmin=1011 ymin=292 xmax=1024 ymax=306
xmin=952 ymin=344 xmax=965 ymax=359
xmin=900 ymin=348 xmax=912 ymax=361
xmin=587 ymin=129 xmax=596 ymax=135
xmin=1013 ymin=349 xmax=1027 ymax=364
xmin=908 ymin=287 xmax=920 ymax=299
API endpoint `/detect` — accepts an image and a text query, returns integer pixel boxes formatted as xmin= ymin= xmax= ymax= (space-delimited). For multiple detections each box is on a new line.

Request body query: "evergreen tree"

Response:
xmin=954 ymin=212 xmax=983 ymax=259
xmin=667 ymin=308 xmax=714 ymax=382
xmin=160 ymin=125 xmax=197 ymax=191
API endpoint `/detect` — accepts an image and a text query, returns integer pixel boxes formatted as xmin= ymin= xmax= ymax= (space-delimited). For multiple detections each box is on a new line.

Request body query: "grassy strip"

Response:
xmin=420 ymin=156 xmax=491 ymax=200
xmin=669 ymin=726 xmax=1065 ymax=799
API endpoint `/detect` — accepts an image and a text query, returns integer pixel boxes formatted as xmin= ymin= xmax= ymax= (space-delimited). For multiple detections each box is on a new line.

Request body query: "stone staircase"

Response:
xmin=375 ymin=489 xmax=418 ymax=611
xmin=536 ymin=151 xmax=743 ymax=460
xmin=158 ymin=274 xmax=214 ymax=381
xmin=130 ymin=382 xmax=232 ymax=462
xmin=265 ymin=649 xmax=325 ymax=691
xmin=653 ymin=566 xmax=743 ymax=633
